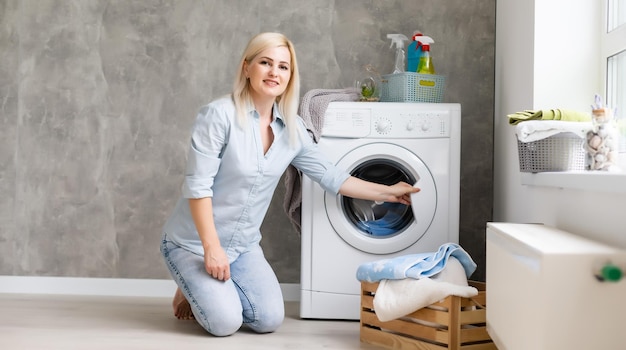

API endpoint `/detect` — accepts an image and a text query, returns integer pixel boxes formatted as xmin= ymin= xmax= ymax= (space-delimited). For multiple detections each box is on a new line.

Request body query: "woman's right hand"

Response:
xmin=189 ymin=197 xmax=230 ymax=281
xmin=204 ymin=245 xmax=230 ymax=281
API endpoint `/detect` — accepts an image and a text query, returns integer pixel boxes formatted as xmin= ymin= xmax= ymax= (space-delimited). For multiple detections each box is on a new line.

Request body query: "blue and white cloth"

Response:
xmin=356 ymin=243 xmax=476 ymax=282
xmin=356 ymin=202 xmax=405 ymax=236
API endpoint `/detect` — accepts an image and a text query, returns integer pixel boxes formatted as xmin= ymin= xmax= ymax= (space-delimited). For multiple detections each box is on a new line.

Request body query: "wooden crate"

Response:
xmin=360 ymin=281 xmax=496 ymax=350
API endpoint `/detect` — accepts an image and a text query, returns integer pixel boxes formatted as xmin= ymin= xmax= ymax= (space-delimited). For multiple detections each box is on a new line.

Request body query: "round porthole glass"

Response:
xmin=324 ymin=142 xmax=437 ymax=254
xmin=343 ymin=159 xmax=415 ymax=237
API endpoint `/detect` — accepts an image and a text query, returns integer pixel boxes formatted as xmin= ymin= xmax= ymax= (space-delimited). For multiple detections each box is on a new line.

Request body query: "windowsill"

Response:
xmin=520 ymin=170 xmax=626 ymax=193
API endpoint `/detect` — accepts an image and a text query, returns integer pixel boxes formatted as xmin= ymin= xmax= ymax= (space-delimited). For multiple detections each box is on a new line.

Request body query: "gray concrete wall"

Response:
xmin=0 ymin=0 xmax=495 ymax=282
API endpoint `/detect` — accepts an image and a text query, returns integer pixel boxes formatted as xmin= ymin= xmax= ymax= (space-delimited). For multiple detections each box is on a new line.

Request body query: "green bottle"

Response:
xmin=417 ymin=44 xmax=435 ymax=75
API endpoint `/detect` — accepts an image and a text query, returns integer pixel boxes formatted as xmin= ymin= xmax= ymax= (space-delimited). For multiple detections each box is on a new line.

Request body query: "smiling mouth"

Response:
xmin=264 ymin=80 xmax=279 ymax=86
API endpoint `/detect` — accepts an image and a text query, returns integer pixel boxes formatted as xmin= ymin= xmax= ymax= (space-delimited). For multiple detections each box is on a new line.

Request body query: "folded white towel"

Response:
xmin=515 ymin=121 xmax=592 ymax=143
xmin=372 ymin=257 xmax=478 ymax=322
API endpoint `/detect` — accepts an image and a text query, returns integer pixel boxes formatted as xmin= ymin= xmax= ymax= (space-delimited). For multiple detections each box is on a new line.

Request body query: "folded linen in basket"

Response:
xmin=508 ymin=109 xmax=591 ymax=125
xmin=515 ymin=120 xmax=592 ymax=143
xmin=373 ymin=257 xmax=479 ymax=322
xmin=355 ymin=243 xmax=476 ymax=283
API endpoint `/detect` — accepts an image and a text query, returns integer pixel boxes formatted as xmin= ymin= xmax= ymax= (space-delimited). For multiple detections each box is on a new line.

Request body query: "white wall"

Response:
xmin=494 ymin=0 xmax=626 ymax=248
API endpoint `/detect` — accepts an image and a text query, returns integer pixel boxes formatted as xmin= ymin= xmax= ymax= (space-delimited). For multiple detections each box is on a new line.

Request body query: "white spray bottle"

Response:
xmin=387 ymin=34 xmax=409 ymax=74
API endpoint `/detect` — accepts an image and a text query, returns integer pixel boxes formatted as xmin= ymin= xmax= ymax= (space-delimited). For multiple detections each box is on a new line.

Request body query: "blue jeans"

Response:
xmin=160 ymin=234 xmax=284 ymax=336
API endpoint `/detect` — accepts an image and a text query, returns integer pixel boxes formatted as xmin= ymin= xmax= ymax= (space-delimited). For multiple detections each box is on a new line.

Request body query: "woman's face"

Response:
xmin=244 ymin=45 xmax=291 ymax=103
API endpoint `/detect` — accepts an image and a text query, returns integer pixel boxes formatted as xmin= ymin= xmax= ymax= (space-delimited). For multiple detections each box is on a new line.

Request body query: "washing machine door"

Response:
xmin=325 ymin=143 xmax=437 ymax=254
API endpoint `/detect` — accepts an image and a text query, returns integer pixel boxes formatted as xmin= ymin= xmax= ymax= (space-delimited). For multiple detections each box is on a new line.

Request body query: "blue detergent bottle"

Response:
xmin=407 ymin=31 xmax=424 ymax=72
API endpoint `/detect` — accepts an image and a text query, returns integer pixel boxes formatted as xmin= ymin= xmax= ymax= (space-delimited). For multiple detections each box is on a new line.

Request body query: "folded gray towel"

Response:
xmin=283 ymin=88 xmax=360 ymax=233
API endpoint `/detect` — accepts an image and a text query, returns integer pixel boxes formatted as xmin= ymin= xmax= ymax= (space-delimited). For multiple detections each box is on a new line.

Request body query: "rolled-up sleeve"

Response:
xmin=291 ymin=127 xmax=350 ymax=195
xmin=182 ymin=105 xmax=230 ymax=199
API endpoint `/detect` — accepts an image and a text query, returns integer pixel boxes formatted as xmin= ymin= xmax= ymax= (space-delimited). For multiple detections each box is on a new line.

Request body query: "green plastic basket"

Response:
xmin=380 ymin=72 xmax=445 ymax=103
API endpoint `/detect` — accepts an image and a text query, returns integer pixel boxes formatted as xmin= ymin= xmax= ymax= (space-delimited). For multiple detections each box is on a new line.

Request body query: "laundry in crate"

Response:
xmin=515 ymin=120 xmax=592 ymax=143
xmin=509 ymin=108 xmax=593 ymax=173
xmin=356 ymin=242 xmax=475 ymax=281
xmin=356 ymin=243 xmax=478 ymax=321
xmin=507 ymin=108 xmax=591 ymax=125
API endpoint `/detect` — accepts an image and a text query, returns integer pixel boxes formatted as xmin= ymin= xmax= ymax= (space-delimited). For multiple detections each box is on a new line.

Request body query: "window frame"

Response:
xmin=602 ymin=0 xmax=626 ymax=108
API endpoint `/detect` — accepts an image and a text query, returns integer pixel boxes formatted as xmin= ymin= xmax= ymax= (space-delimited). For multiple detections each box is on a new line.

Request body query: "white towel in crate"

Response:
xmin=372 ymin=257 xmax=478 ymax=322
xmin=515 ymin=121 xmax=592 ymax=143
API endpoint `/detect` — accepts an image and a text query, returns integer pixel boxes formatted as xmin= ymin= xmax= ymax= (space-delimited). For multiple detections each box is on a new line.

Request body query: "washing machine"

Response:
xmin=299 ymin=101 xmax=461 ymax=320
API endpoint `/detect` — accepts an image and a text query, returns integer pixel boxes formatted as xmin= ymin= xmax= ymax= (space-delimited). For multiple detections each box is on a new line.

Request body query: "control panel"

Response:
xmin=372 ymin=109 xmax=450 ymax=138
xmin=321 ymin=108 xmax=371 ymax=138
xmin=321 ymin=102 xmax=453 ymax=139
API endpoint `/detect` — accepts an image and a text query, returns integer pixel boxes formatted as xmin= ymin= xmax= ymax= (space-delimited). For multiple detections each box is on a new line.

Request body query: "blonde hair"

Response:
xmin=232 ymin=32 xmax=301 ymax=145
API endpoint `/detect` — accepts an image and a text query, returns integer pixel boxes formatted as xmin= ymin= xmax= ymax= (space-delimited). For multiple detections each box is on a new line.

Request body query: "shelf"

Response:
xmin=520 ymin=171 xmax=626 ymax=194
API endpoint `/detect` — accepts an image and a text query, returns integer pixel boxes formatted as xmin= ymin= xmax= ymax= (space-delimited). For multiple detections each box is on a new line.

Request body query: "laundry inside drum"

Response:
xmin=343 ymin=159 xmax=416 ymax=237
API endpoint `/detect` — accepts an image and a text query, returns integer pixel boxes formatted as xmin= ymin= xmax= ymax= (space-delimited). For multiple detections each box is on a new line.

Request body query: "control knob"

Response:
xmin=375 ymin=118 xmax=391 ymax=134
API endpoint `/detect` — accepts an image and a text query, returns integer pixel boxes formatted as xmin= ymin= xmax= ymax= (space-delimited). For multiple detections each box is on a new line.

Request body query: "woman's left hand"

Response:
xmin=387 ymin=182 xmax=420 ymax=205
xmin=338 ymin=177 xmax=420 ymax=205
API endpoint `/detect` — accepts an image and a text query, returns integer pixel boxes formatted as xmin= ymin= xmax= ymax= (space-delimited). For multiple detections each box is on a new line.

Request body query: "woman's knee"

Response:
xmin=248 ymin=305 xmax=285 ymax=333
xmin=198 ymin=311 xmax=243 ymax=337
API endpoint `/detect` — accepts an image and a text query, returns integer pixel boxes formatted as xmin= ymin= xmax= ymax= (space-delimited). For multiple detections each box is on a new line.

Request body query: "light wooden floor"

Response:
xmin=0 ymin=293 xmax=381 ymax=349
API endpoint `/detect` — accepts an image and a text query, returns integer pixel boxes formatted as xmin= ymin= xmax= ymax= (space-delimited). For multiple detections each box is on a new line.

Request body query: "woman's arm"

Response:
xmin=338 ymin=177 xmax=419 ymax=205
xmin=189 ymin=197 xmax=230 ymax=281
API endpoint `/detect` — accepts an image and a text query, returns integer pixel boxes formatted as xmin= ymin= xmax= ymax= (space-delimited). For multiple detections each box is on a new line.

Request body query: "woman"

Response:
xmin=160 ymin=32 xmax=419 ymax=337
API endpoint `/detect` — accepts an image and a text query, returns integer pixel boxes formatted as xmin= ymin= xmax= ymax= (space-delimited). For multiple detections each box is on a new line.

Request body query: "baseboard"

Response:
xmin=0 ymin=276 xmax=300 ymax=301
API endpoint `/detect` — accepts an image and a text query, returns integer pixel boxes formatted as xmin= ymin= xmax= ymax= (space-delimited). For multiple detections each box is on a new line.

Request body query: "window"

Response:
xmin=607 ymin=0 xmax=626 ymax=31
xmin=518 ymin=0 xmax=626 ymax=192
xmin=604 ymin=0 xmax=626 ymax=153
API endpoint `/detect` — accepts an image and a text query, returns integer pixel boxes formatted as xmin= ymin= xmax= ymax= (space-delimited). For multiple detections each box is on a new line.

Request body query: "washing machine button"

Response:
xmin=375 ymin=118 xmax=391 ymax=134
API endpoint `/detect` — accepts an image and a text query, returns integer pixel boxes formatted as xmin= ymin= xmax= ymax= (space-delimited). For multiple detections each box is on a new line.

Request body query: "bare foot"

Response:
xmin=172 ymin=287 xmax=195 ymax=320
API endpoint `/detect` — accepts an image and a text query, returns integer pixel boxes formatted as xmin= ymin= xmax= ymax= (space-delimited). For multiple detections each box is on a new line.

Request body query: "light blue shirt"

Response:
xmin=162 ymin=96 xmax=350 ymax=261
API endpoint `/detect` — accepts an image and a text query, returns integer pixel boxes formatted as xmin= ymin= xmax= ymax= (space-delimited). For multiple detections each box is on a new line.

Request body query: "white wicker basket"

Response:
xmin=517 ymin=132 xmax=586 ymax=173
